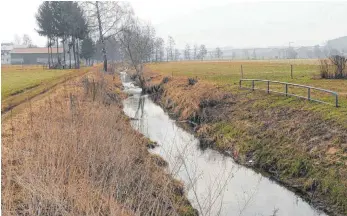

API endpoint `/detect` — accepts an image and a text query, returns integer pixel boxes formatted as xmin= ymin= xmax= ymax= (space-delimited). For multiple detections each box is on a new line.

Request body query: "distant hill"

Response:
xmin=326 ymin=36 xmax=347 ymax=51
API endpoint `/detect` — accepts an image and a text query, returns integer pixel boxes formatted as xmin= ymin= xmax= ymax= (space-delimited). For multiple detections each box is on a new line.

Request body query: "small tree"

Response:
xmin=119 ymin=17 xmax=155 ymax=86
xmin=330 ymin=55 xmax=347 ymax=78
xmin=81 ymin=37 xmax=96 ymax=66
xmin=153 ymin=37 xmax=164 ymax=62
xmin=184 ymin=44 xmax=191 ymax=60
xmin=167 ymin=36 xmax=175 ymax=61
xmin=84 ymin=1 xmax=132 ymax=71
xmin=320 ymin=55 xmax=347 ymax=79
xmin=198 ymin=44 xmax=207 ymax=60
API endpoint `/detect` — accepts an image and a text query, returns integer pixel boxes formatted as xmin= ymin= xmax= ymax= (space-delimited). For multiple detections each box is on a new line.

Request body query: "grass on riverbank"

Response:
xmin=144 ymin=60 xmax=347 ymax=215
xmin=1 ymin=65 xmax=88 ymax=113
xmin=1 ymin=68 xmax=196 ymax=215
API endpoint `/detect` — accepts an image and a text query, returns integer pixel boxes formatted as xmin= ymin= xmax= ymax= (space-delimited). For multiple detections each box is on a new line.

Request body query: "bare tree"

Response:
xmin=330 ymin=55 xmax=347 ymax=78
xmin=193 ymin=44 xmax=198 ymax=60
xmin=215 ymin=47 xmax=223 ymax=59
xmin=167 ymin=36 xmax=175 ymax=61
xmin=198 ymin=44 xmax=207 ymax=61
xmin=165 ymin=47 xmax=169 ymax=62
xmin=153 ymin=37 xmax=164 ymax=62
xmin=84 ymin=1 xmax=132 ymax=71
xmin=184 ymin=44 xmax=191 ymax=60
xmin=174 ymin=49 xmax=181 ymax=61
xmin=119 ymin=17 xmax=155 ymax=86
xmin=158 ymin=40 xmax=165 ymax=62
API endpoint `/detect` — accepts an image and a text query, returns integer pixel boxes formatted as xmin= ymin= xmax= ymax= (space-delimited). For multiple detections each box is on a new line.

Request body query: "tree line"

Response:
xmin=35 ymin=1 xmax=224 ymax=71
xmin=36 ymin=1 xmax=89 ymax=69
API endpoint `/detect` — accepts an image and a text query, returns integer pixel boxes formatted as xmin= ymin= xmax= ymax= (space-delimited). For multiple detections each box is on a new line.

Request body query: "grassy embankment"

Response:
xmin=144 ymin=60 xmax=347 ymax=215
xmin=1 ymin=66 xmax=196 ymax=215
xmin=1 ymin=65 xmax=89 ymax=114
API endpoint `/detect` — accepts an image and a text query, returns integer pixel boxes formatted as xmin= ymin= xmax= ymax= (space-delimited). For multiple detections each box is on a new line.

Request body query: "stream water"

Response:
xmin=120 ymin=72 xmax=326 ymax=216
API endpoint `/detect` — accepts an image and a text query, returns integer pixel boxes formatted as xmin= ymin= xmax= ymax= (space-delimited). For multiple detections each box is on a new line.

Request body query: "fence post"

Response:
xmin=335 ymin=94 xmax=339 ymax=107
xmin=267 ymin=80 xmax=270 ymax=93
xmin=252 ymin=80 xmax=255 ymax=91
xmin=239 ymin=80 xmax=242 ymax=88
xmin=241 ymin=65 xmax=244 ymax=79
xmin=307 ymin=88 xmax=311 ymax=101
xmin=285 ymin=84 xmax=288 ymax=96
xmin=291 ymin=65 xmax=293 ymax=79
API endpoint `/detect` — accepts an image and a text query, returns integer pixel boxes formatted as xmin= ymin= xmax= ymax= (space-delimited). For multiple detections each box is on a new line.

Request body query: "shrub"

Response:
xmin=188 ymin=77 xmax=198 ymax=85
xmin=320 ymin=55 xmax=347 ymax=79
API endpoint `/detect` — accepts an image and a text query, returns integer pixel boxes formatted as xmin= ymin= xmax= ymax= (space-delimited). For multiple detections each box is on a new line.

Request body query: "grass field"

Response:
xmin=147 ymin=60 xmax=346 ymax=93
xmin=1 ymin=65 xmax=88 ymax=113
xmin=147 ymin=60 xmax=347 ymax=120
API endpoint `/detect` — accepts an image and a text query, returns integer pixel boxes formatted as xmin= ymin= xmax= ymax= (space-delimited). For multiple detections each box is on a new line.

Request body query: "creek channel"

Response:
xmin=120 ymin=72 xmax=326 ymax=216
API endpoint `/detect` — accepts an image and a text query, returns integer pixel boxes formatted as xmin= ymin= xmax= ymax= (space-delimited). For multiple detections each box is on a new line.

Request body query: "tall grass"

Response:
xmin=2 ymin=71 xmax=195 ymax=215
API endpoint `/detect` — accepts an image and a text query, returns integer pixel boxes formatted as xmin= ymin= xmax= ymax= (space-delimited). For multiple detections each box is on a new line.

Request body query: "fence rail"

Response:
xmin=239 ymin=79 xmax=339 ymax=107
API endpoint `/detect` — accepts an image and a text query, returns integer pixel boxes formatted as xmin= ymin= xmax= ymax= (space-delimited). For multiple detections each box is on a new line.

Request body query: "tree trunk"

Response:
xmin=56 ymin=37 xmax=60 ymax=67
xmin=63 ymin=37 xmax=66 ymax=68
xmin=50 ymin=38 xmax=53 ymax=65
xmin=47 ymin=37 xmax=51 ymax=68
xmin=69 ymin=47 xmax=72 ymax=69
xmin=96 ymin=1 xmax=107 ymax=72
xmin=72 ymin=37 xmax=76 ymax=69
xmin=76 ymin=39 xmax=80 ymax=69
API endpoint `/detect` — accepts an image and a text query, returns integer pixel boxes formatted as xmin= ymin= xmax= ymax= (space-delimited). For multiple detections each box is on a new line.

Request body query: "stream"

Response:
xmin=120 ymin=72 xmax=326 ymax=216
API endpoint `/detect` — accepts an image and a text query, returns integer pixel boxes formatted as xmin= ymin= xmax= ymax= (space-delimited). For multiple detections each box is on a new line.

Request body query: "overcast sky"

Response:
xmin=1 ymin=0 xmax=347 ymax=49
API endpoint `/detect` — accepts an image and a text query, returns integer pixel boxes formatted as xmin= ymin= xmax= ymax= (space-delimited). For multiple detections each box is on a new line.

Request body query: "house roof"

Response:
xmin=11 ymin=47 xmax=63 ymax=54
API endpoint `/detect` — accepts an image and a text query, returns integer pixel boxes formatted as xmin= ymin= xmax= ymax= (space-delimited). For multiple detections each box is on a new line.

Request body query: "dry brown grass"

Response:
xmin=143 ymin=67 xmax=228 ymax=121
xmin=1 ymin=68 xmax=195 ymax=215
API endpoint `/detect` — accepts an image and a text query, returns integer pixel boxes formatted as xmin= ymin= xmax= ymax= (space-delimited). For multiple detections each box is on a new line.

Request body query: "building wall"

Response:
xmin=10 ymin=53 xmax=61 ymax=65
